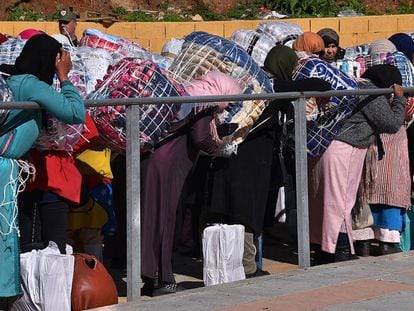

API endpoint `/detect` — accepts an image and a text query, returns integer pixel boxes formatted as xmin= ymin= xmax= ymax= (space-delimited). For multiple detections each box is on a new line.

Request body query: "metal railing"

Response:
xmin=4 ymin=86 xmax=414 ymax=301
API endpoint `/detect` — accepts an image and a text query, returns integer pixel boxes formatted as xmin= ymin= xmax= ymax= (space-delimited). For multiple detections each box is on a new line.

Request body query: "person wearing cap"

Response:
xmin=58 ymin=9 xmax=79 ymax=46
xmin=317 ymin=28 xmax=345 ymax=63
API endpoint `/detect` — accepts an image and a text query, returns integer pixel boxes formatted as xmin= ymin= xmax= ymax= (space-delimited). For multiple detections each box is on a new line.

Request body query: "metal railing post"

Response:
xmin=294 ymin=97 xmax=310 ymax=269
xmin=126 ymin=104 xmax=141 ymax=301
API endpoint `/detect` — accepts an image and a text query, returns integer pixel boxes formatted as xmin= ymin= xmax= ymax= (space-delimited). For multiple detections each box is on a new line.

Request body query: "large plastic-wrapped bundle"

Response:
xmin=0 ymin=37 xmax=25 ymax=65
xmin=293 ymin=58 xmax=359 ymax=157
xmin=338 ymin=51 xmax=414 ymax=87
xmin=33 ymin=113 xmax=84 ymax=152
xmin=230 ymin=29 xmax=275 ymax=66
xmin=80 ymin=28 xmax=171 ymax=69
xmin=76 ymin=47 xmax=114 ymax=94
xmin=0 ymin=75 xmax=13 ymax=125
xmin=343 ymin=44 xmax=370 ymax=59
xmin=256 ymin=21 xmax=303 ymax=47
xmin=88 ymin=57 xmax=186 ymax=154
xmin=169 ymin=31 xmax=273 ymax=155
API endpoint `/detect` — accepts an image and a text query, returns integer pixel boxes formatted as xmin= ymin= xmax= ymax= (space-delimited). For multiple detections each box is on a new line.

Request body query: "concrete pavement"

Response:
xmin=95 ymin=251 xmax=414 ymax=311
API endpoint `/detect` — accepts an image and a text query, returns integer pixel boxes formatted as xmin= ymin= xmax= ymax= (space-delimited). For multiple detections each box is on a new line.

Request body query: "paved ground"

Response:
xmin=96 ymin=251 xmax=414 ymax=310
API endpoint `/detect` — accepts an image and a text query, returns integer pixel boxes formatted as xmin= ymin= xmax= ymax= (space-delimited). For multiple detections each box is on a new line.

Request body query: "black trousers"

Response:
xmin=19 ymin=191 xmax=69 ymax=254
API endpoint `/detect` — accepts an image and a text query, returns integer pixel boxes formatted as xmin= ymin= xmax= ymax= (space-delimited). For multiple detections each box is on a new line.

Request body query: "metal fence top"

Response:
xmin=2 ymin=87 xmax=414 ymax=109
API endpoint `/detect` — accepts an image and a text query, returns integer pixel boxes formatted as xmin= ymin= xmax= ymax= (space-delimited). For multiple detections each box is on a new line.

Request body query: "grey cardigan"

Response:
xmin=335 ymin=81 xmax=406 ymax=148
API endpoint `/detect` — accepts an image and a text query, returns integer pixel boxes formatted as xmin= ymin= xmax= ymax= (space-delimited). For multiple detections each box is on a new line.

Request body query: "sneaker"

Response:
xmin=246 ymin=268 xmax=270 ymax=279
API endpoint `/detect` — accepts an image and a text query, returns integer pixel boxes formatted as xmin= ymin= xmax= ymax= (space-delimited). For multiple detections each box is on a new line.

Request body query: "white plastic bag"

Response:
xmin=12 ymin=242 xmax=74 ymax=311
xmin=275 ymin=186 xmax=287 ymax=223
xmin=202 ymin=224 xmax=245 ymax=286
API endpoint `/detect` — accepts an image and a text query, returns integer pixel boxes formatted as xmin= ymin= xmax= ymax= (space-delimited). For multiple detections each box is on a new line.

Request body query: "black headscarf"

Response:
xmin=361 ymin=64 xmax=402 ymax=88
xmin=0 ymin=34 xmax=62 ymax=85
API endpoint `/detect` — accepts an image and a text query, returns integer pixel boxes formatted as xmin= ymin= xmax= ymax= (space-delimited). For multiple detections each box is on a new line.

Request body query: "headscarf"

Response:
xmin=292 ymin=32 xmax=325 ymax=54
xmin=263 ymin=45 xmax=299 ymax=81
xmin=388 ymin=33 xmax=414 ymax=62
xmin=317 ymin=28 xmax=339 ymax=47
xmin=184 ymin=71 xmax=243 ymax=111
xmin=361 ymin=64 xmax=402 ymax=88
xmin=18 ymin=29 xmax=44 ymax=40
xmin=368 ymin=39 xmax=397 ymax=55
xmin=0 ymin=34 xmax=62 ymax=85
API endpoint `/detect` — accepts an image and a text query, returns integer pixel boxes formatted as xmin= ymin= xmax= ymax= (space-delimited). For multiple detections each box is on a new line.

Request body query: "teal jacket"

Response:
xmin=0 ymin=74 xmax=85 ymax=297
xmin=0 ymin=74 xmax=85 ymax=158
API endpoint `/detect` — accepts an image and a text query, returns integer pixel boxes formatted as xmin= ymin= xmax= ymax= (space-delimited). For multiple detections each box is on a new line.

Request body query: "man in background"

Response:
xmin=58 ymin=8 xmax=79 ymax=46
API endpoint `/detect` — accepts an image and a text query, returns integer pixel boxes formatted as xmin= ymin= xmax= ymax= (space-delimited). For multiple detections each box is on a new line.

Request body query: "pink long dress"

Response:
xmin=308 ymin=140 xmax=367 ymax=254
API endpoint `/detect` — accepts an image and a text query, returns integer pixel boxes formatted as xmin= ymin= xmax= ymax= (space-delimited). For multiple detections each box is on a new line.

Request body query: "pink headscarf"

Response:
xmin=18 ymin=29 xmax=44 ymax=40
xmin=184 ymin=71 xmax=243 ymax=112
xmin=184 ymin=71 xmax=243 ymax=145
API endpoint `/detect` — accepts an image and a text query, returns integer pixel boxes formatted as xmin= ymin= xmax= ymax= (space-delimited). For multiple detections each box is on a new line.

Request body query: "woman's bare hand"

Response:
xmin=392 ymin=84 xmax=404 ymax=98
xmin=55 ymin=48 xmax=72 ymax=83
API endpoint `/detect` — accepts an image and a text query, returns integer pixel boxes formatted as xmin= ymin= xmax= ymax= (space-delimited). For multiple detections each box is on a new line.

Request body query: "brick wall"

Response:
xmin=1 ymin=15 xmax=413 ymax=53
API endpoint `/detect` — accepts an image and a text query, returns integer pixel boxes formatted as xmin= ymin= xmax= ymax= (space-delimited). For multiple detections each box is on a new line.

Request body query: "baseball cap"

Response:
xmin=58 ymin=9 xmax=78 ymax=22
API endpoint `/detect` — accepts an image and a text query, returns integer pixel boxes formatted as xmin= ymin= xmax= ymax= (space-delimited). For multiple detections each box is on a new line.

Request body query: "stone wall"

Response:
xmin=1 ymin=15 xmax=413 ymax=53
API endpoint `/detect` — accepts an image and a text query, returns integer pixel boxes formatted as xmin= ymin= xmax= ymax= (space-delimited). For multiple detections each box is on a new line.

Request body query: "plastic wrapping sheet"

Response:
xmin=293 ymin=58 xmax=359 ymax=157
xmin=0 ymin=75 xmax=13 ymax=125
xmin=230 ymin=29 xmax=275 ymax=66
xmin=88 ymin=57 xmax=186 ymax=154
xmin=257 ymin=21 xmax=303 ymax=47
xmin=169 ymin=31 xmax=273 ymax=156
xmin=76 ymin=47 xmax=114 ymax=94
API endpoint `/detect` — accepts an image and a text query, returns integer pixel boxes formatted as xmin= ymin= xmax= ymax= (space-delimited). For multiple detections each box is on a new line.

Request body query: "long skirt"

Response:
xmin=308 ymin=140 xmax=367 ymax=254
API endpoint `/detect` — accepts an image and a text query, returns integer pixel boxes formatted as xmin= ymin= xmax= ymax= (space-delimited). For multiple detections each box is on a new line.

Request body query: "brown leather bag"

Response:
xmin=71 ymin=253 xmax=118 ymax=311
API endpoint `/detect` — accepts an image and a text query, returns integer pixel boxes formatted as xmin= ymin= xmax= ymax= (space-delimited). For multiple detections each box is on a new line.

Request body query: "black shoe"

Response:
xmin=334 ymin=246 xmax=359 ymax=262
xmin=379 ymin=243 xmax=401 ymax=255
xmin=141 ymin=276 xmax=160 ymax=297
xmin=246 ymin=268 xmax=270 ymax=278
xmin=152 ymin=282 xmax=178 ymax=296
xmin=355 ymin=240 xmax=371 ymax=257
xmin=314 ymin=248 xmax=335 ymax=265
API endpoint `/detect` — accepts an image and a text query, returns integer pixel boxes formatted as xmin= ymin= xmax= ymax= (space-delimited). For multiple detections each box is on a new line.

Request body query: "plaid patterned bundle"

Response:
xmin=0 ymin=37 xmax=25 ymax=65
xmin=88 ymin=58 xmax=186 ymax=154
xmin=169 ymin=31 xmax=273 ymax=155
xmin=293 ymin=58 xmax=359 ymax=157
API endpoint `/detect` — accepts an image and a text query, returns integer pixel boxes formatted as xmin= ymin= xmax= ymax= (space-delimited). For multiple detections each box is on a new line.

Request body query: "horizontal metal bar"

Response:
xmin=2 ymin=87 xmax=414 ymax=109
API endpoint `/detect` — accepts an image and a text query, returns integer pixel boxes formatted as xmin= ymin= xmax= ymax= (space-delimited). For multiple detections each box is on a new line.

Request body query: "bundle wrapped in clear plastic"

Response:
xmin=79 ymin=28 xmax=171 ymax=69
xmin=337 ymin=51 xmax=414 ymax=87
xmin=169 ymin=31 xmax=273 ymax=156
xmin=0 ymin=75 xmax=13 ymax=125
xmin=33 ymin=113 xmax=84 ymax=152
xmin=0 ymin=37 xmax=26 ymax=65
xmin=256 ymin=21 xmax=303 ymax=47
xmin=343 ymin=44 xmax=370 ymax=59
xmin=230 ymin=29 xmax=275 ymax=66
xmin=88 ymin=58 xmax=186 ymax=154
xmin=293 ymin=58 xmax=359 ymax=157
